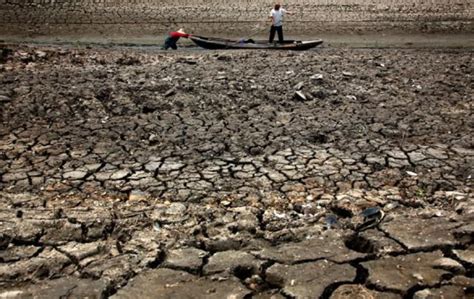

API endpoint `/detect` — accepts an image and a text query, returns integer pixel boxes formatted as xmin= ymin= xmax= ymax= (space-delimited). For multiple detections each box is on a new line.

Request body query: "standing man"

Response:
xmin=269 ymin=4 xmax=292 ymax=43
xmin=162 ymin=28 xmax=191 ymax=50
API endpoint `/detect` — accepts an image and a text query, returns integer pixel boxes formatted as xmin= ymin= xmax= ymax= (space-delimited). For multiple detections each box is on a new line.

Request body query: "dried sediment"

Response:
xmin=0 ymin=45 xmax=473 ymax=298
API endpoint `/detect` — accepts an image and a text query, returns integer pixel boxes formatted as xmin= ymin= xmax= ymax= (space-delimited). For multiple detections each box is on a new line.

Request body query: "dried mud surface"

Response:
xmin=0 ymin=44 xmax=473 ymax=298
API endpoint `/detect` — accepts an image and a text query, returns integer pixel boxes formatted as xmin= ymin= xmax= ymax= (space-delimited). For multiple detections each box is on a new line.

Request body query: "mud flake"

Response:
xmin=111 ymin=268 xmax=251 ymax=299
xmin=0 ymin=277 xmax=108 ymax=299
xmin=362 ymin=251 xmax=448 ymax=294
xmin=162 ymin=247 xmax=207 ymax=273
xmin=380 ymin=216 xmax=460 ymax=250
xmin=63 ymin=170 xmax=88 ymax=180
xmin=330 ymin=284 xmax=401 ymax=299
xmin=110 ymin=169 xmax=131 ymax=180
xmin=253 ymin=230 xmax=365 ymax=264
xmin=203 ymin=250 xmax=264 ymax=276
xmin=266 ymin=260 xmax=356 ymax=298
xmin=453 ymin=245 xmax=474 ymax=265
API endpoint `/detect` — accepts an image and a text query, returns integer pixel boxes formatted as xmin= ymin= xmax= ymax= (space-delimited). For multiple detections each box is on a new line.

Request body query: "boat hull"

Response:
xmin=190 ymin=36 xmax=323 ymax=50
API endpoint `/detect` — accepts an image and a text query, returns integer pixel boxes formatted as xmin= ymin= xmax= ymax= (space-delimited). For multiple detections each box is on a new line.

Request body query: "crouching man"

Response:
xmin=162 ymin=28 xmax=191 ymax=50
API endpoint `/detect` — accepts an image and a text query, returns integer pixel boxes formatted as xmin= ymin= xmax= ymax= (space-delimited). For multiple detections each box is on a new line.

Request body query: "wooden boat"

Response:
xmin=190 ymin=35 xmax=323 ymax=50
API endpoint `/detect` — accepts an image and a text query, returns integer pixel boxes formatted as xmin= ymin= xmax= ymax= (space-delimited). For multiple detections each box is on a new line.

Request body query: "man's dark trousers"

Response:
xmin=163 ymin=37 xmax=178 ymax=50
xmin=269 ymin=25 xmax=284 ymax=43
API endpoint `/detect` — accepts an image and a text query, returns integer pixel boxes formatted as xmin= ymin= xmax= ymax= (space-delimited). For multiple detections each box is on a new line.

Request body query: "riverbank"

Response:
xmin=1 ymin=32 xmax=473 ymax=49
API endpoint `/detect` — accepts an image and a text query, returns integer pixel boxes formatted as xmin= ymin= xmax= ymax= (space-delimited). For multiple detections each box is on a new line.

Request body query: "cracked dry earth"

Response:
xmin=0 ymin=44 xmax=473 ymax=299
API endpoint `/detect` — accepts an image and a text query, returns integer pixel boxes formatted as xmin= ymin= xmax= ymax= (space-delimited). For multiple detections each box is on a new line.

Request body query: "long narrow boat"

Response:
xmin=190 ymin=35 xmax=323 ymax=50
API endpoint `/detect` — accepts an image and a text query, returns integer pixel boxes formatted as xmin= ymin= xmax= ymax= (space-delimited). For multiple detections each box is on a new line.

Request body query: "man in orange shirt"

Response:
xmin=162 ymin=28 xmax=191 ymax=50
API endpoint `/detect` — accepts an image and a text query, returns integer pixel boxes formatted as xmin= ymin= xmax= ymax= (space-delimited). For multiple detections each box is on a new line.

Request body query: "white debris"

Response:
xmin=295 ymin=91 xmax=307 ymax=101
xmin=310 ymin=74 xmax=323 ymax=80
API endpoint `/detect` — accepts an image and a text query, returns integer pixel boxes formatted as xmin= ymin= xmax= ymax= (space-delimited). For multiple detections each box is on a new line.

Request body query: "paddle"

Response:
xmin=245 ymin=21 xmax=270 ymax=43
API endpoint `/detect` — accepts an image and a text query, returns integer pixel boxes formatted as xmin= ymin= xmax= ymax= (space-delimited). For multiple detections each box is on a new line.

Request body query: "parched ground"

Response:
xmin=0 ymin=43 xmax=473 ymax=298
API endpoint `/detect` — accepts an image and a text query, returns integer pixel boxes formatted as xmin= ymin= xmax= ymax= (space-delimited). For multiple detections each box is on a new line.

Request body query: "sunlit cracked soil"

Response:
xmin=0 ymin=44 xmax=473 ymax=298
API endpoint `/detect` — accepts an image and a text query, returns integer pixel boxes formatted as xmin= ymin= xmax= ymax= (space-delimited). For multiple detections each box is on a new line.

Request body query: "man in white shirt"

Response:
xmin=269 ymin=3 xmax=293 ymax=43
